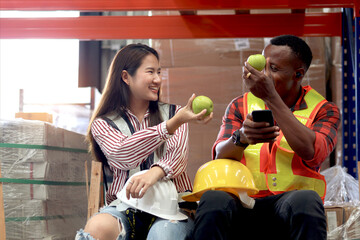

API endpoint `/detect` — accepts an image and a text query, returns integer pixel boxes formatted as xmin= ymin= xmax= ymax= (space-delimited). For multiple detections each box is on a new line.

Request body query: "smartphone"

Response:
xmin=252 ymin=110 xmax=274 ymax=126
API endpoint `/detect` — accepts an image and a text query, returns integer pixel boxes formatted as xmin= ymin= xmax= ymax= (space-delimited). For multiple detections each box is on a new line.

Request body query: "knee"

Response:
xmin=197 ymin=190 xmax=239 ymax=215
xmin=285 ymin=190 xmax=325 ymax=224
xmin=148 ymin=219 xmax=193 ymax=240
xmin=200 ymin=190 xmax=237 ymax=207
xmin=84 ymin=213 xmax=120 ymax=240
xmin=291 ymin=190 xmax=324 ymax=211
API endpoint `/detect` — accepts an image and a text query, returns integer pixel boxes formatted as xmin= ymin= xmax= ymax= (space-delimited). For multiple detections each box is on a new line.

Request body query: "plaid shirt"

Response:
xmin=212 ymin=86 xmax=340 ymax=169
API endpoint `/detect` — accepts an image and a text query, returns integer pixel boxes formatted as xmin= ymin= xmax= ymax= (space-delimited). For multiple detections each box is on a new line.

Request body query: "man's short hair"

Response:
xmin=270 ymin=35 xmax=313 ymax=71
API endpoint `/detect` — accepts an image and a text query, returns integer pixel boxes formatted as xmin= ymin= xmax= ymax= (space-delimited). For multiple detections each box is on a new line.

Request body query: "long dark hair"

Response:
xmin=87 ymin=43 xmax=164 ymax=166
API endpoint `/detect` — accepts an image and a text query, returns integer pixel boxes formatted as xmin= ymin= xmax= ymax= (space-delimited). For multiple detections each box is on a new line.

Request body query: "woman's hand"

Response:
xmin=178 ymin=93 xmax=214 ymax=124
xmin=125 ymin=166 xmax=165 ymax=200
xmin=166 ymin=94 xmax=213 ymax=134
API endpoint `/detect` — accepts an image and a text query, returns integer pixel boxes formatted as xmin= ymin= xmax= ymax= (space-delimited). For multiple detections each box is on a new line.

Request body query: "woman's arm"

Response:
xmin=153 ymin=113 xmax=189 ymax=179
xmin=91 ymin=118 xmax=170 ymax=170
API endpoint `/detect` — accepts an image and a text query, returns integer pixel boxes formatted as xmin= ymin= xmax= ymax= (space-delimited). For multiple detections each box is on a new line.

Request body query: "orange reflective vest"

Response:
xmin=242 ymin=86 xmax=327 ymax=200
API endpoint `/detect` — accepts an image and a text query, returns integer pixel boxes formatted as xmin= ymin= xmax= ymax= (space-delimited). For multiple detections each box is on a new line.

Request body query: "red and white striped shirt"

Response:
xmin=91 ymin=105 xmax=193 ymax=204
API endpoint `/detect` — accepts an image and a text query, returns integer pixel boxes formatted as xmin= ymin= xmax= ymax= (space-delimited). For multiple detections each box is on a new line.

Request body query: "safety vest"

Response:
xmin=242 ymin=86 xmax=327 ymax=200
xmin=105 ymin=103 xmax=175 ymax=178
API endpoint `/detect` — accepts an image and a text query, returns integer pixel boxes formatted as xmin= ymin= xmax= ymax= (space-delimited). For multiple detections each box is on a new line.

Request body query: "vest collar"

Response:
xmin=290 ymin=86 xmax=309 ymax=112
xmin=124 ymin=107 xmax=151 ymax=122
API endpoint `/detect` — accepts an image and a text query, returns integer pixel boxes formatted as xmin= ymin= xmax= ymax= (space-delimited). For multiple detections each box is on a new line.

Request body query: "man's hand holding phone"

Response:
xmin=252 ymin=110 xmax=274 ymax=127
xmin=239 ymin=110 xmax=279 ymax=145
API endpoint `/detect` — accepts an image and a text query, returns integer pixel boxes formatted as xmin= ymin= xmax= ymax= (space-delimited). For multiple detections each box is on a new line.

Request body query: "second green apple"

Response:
xmin=192 ymin=95 xmax=214 ymax=116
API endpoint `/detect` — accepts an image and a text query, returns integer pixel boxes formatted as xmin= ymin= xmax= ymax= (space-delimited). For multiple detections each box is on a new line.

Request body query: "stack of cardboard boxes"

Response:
xmin=1 ymin=119 xmax=90 ymax=239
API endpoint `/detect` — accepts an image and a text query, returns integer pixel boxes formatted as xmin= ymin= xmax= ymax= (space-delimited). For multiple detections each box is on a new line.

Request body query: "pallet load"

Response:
xmin=0 ymin=119 xmax=91 ymax=239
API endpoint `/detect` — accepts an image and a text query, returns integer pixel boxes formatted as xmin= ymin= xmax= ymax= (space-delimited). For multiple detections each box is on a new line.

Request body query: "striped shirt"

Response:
xmin=91 ymin=105 xmax=193 ymax=204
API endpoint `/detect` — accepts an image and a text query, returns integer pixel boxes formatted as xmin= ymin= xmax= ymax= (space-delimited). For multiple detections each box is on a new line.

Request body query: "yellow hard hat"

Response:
xmin=182 ymin=159 xmax=259 ymax=202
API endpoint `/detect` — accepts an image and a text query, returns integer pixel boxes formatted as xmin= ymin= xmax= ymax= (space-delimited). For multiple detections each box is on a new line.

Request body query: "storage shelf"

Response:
xmin=0 ymin=0 xmax=355 ymax=11
xmin=0 ymin=0 xmax=357 ymax=179
xmin=0 ymin=13 xmax=342 ymax=39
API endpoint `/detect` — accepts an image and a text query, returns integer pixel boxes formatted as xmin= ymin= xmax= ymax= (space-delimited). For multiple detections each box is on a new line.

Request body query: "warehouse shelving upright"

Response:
xmin=342 ymin=7 xmax=360 ymax=179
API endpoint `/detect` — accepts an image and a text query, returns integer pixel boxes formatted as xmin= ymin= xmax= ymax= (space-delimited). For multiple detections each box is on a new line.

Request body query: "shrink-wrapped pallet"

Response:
xmin=0 ymin=119 xmax=90 ymax=239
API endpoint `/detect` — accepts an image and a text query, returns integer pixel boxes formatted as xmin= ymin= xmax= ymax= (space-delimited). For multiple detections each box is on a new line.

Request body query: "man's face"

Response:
xmin=263 ymin=44 xmax=302 ymax=100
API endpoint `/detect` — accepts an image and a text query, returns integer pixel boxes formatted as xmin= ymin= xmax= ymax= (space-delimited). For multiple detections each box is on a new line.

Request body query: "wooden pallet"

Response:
xmin=87 ymin=160 xmax=104 ymax=220
xmin=0 ymin=163 xmax=6 ymax=239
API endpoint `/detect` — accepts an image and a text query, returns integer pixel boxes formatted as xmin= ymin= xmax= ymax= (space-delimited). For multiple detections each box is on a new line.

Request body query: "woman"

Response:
xmin=76 ymin=43 xmax=212 ymax=240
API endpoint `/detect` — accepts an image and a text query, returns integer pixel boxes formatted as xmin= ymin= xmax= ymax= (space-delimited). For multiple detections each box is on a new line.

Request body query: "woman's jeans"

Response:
xmin=76 ymin=205 xmax=194 ymax=240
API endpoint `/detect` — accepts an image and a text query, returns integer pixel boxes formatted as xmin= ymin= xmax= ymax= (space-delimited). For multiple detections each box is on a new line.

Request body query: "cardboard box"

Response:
xmin=1 ymin=119 xmax=90 ymax=238
xmin=303 ymin=37 xmax=326 ymax=65
xmin=329 ymin=64 xmax=343 ymax=165
xmin=15 ymin=112 xmax=53 ymax=123
xmin=153 ymin=36 xmax=326 ymax=67
xmin=6 ymin=217 xmax=85 ymax=239
xmin=161 ymin=66 xmax=245 ymax=105
xmin=153 ymin=38 xmax=264 ymax=68
xmin=325 ymin=206 xmax=345 ymax=232
xmin=63 ymin=128 xmax=88 ymax=150
xmin=160 ymin=66 xmax=246 ymax=180
xmin=4 ymin=199 xmax=86 ymax=239
xmin=331 ymin=37 xmax=342 ymax=65
xmin=1 ymin=148 xmax=90 ymax=182
xmin=3 ymin=182 xmax=88 ymax=201
xmin=344 ymin=206 xmax=360 ymax=238
xmin=302 ymin=64 xmax=327 ymax=98
xmin=0 ymin=119 xmax=63 ymax=147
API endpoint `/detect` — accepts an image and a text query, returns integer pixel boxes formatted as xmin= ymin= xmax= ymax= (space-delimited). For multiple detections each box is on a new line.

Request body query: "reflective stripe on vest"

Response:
xmin=243 ymin=86 xmax=327 ymax=199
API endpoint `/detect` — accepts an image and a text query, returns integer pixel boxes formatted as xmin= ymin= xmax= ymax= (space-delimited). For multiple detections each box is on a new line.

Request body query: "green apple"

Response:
xmin=192 ymin=95 xmax=214 ymax=116
xmin=247 ymin=54 xmax=266 ymax=71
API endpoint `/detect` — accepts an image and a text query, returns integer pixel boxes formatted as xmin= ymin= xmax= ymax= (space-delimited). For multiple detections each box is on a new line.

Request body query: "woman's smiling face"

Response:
xmin=126 ymin=53 xmax=162 ymax=104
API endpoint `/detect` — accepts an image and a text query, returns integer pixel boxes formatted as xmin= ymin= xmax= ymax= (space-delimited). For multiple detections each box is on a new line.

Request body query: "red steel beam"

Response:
xmin=0 ymin=13 xmax=342 ymax=39
xmin=0 ymin=0 xmax=355 ymax=11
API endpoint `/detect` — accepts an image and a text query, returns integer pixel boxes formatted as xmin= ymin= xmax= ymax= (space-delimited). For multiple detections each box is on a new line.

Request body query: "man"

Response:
xmin=193 ymin=35 xmax=340 ymax=240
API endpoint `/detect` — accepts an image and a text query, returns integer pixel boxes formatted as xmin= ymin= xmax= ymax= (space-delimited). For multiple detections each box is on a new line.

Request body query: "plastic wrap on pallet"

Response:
xmin=327 ymin=205 xmax=360 ymax=240
xmin=4 ymin=199 xmax=87 ymax=240
xmin=322 ymin=165 xmax=359 ymax=206
xmin=0 ymin=119 xmax=90 ymax=239
xmin=321 ymin=166 xmax=360 ymax=239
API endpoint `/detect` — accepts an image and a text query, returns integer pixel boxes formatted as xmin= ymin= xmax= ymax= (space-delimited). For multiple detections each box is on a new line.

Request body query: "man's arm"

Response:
xmin=215 ymin=137 xmax=246 ymax=161
xmin=213 ymin=97 xmax=279 ymax=161
xmin=212 ymin=98 xmax=244 ymax=161
xmin=265 ymin=93 xmax=317 ymax=160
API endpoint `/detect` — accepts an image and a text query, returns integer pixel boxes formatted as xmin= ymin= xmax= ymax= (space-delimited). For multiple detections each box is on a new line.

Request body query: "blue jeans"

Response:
xmin=76 ymin=205 xmax=194 ymax=240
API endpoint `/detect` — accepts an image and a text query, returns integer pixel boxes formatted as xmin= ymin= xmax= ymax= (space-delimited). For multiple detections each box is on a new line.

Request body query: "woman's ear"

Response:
xmin=122 ymin=70 xmax=130 ymax=85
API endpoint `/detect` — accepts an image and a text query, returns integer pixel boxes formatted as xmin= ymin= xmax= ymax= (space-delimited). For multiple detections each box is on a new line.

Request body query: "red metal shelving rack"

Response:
xmin=1 ymin=1 xmax=360 ymax=239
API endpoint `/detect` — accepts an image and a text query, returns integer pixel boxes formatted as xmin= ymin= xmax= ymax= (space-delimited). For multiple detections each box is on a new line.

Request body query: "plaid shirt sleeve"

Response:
xmin=212 ymin=95 xmax=245 ymax=159
xmin=306 ymin=101 xmax=341 ymax=167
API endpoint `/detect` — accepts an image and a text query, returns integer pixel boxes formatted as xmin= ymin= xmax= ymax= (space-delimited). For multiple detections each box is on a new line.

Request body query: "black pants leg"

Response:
xmin=193 ymin=190 xmax=241 ymax=240
xmin=272 ymin=190 xmax=327 ymax=240
xmin=193 ymin=190 xmax=327 ymax=240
